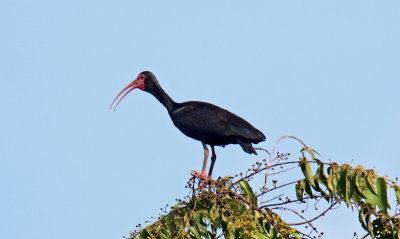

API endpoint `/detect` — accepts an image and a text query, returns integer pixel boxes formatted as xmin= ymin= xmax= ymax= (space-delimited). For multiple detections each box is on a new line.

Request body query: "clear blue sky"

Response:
xmin=1 ymin=1 xmax=399 ymax=238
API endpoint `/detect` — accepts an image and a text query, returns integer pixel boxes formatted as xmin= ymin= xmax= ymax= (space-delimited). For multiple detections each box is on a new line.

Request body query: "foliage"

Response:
xmin=128 ymin=136 xmax=400 ymax=239
xmin=296 ymin=147 xmax=400 ymax=238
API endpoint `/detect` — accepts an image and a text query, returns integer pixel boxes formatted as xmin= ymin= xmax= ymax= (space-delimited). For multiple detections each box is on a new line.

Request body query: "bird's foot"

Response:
xmin=188 ymin=170 xmax=208 ymax=186
xmin=190 ymin=170 xmax=207 ymax=179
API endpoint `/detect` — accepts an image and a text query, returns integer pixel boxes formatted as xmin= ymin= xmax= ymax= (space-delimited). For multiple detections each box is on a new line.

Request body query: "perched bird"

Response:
xmin=110 ymin=71 xmax=266 ymax=178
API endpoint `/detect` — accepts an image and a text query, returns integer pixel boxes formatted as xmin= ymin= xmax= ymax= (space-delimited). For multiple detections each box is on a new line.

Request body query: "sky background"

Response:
xmin=1 ymin=0 xmax=399 ymax=238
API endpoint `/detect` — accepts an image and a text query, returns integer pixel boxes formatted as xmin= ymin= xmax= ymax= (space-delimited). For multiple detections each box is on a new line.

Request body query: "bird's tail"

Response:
xmin=236 ymin=139 xmax=257 ymax=155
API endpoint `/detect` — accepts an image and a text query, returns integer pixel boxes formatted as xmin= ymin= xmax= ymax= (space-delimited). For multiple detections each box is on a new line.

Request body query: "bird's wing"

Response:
xmin=222 ymin=110 xmax=265 ymax=141
xmin=171 ymin=102 xmax=265 ymax=142
xmin=171 ymin=103 xmax=229 ymax=137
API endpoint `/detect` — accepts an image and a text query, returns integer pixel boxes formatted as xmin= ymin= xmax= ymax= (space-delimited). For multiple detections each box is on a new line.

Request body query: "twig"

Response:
xmin=254 ymin=147 xmax=271 ymax=157
xmin=262 ymin=194 xmax=284 ymax=204
xmin=360 ymin=232 xmax=370 ymax=239
xmin=215 ymin=232 xmax=225 ymax=239
xmin=272 ymin=206 xmax=317 ymax=231
xmin=266 ymin=166 xmax=297 ymax=176
xmin=270 ymin=136 xmax=309 ymax=161
xmin=257 ymin=180 xmax=300 ymax=197
xmin=262 ymin=195 xmax=324 ymax=208
xmin=233 ymin=160 xmax=331 ymax=185
xmin=192 ymin=174 xmax=272 ymax=222
xmin=287 ymin=202 xmax=338 ymax=226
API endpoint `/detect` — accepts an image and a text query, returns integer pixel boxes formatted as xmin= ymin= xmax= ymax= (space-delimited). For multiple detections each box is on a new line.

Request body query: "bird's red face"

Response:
xmin=110 ymin=73 xmax=146 ymax=111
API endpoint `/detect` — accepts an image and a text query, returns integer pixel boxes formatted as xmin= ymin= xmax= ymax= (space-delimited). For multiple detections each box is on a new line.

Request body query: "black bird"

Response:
xmin=110 ymin=71 xmax=266 ymax=178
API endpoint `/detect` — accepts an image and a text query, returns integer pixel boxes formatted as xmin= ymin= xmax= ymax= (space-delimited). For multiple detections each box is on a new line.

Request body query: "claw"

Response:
xmin=190 ymin=170 xmax=207 ymax=179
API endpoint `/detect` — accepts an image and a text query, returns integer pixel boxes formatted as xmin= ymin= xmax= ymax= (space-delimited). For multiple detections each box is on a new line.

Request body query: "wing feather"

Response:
xmin=170 ymin=101 xmax=265 ymax=144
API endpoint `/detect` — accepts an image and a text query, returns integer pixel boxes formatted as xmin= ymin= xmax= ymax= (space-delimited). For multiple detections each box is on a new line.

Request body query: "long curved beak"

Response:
xmin=110 ymin=79 xmax=140 ymax=112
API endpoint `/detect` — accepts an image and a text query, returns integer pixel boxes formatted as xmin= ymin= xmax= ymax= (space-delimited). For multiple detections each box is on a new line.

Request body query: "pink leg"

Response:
xmin=190 ymin=142 xmax=209 ymax=179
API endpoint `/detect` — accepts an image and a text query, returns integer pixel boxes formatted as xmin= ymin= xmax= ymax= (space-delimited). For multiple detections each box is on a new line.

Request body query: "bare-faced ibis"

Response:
xmin=110 ymin=71 xmax=266 ymax=178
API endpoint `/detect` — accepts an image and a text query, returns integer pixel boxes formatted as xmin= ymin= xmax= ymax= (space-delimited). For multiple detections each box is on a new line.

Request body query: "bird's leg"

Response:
xmin=200 ymin=142 xmax=209 ymax=178
xmin=208 ymin=146 xmax=217 ymax=178
xmin=190 ymin=142 xmax=209 ymax=179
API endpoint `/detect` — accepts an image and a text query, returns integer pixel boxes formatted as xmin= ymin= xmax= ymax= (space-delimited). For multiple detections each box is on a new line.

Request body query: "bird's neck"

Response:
xmin=150 ymin=81 xmax=176 ymax=112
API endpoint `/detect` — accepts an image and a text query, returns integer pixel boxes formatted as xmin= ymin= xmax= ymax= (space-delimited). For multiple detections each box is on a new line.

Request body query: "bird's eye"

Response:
xmin=139 ymin=74 xmax=145 ymax=80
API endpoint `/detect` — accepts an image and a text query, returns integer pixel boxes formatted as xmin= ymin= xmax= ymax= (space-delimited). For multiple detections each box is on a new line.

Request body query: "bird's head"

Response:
xmin=110 ymin=71 xmax=157 ymax=111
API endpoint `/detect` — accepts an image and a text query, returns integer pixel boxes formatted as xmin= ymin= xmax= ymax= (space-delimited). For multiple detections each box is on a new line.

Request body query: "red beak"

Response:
xmin=110 ymin=78 xmax=140 ymax=112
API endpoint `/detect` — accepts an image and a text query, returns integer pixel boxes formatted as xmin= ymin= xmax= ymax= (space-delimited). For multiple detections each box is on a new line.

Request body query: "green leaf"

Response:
xmin=305 ymin=148 xmax=316 ymax=160
xmin=296 ymin=181 xmax=305 ymax=202
xmin=364 ymin=187 xmax=379 ymax=209
xmin=303 ymin=179 xmax=313 ymax=198
xmin=394 ymin=230 xmax=399 ymax=239
xmin=292 ymin=232 xmax=302 ymax=239
xmin=316 ymin=162 xmax=328 ymax=186
xmin=193 ymin=199 xmax=208 ymax=210
xmin=189 ymin=226 xmax=202 ymax=239
xmin=366 ymin=221 xmax=374 ymax=238
xmin=223 ymin=197 xmax=245 ymax=214
xmin=374 ymin=177 xmax=390 ymax=213
xmin=347 ymin=170 xmax=356 ymax=204
xmin=359 ymin=208 xmax=375 ymax=238
xmin=310 ymin=162 xmax=330 ymax=202
xmin=209 ymin=204 xmax=221 ymax=230
xmin=394 ymin=186 xmax=400 ymax=205
xmin=239 ymin=180 xmax=258 ymax=206
xmin=366 ymin=170 xmax=377 ymax=195
xmin=226 ymin=222 xmax=235 ymax=239
xmin=300 ymin=156 xmax=315 ymax=188
xmin=358 ymin=208 xmax=368 ymax=231
xmin=269 ymin=227 xmax=278 ymax=239
xmin=171 ymin=203 xmax=181 ymax=209
xmin=350 ymin=189 xmax=363 ymax=204
xmin=254 ymin=232 xmax=269 ymax=239
xmin=327 ymin=163 xmax=339 ymax=197
xmin=338 ymin=167 xmax=351 ymax=206
xmin=354 ymin=171 xmax=368 ymax=199
xmin=192 ymin=212 xmax=208 ymax=237
xmin=326 ymin=171 xmax=334 ymax=195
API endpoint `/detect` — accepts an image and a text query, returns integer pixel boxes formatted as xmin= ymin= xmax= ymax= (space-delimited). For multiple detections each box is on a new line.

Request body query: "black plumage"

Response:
xmin=170 ymin=101 xmax=265 ymax=153
xmin=111 ymin=71 xmax=266 ymax=178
